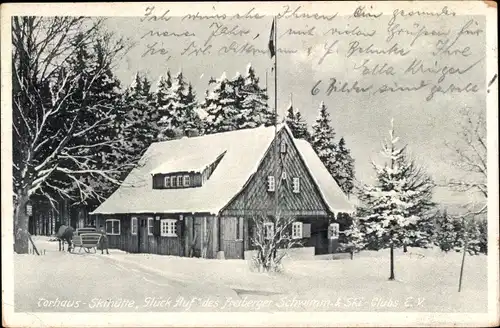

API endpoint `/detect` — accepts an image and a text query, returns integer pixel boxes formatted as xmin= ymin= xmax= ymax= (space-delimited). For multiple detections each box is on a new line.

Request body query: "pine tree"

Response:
xmin=285 ymin=102 xmax=310 ymax=140
xmin=335 ymin=137 xmax=356 ymax=195
xmin=122 ymin=73 xmax=158 ymax=154
xmin=202 ymin=72 xmax=240 ymax=133
xmin=435 ymin=209 xmax=457 ymax=252
xmin=477 ymin=218 xmax=487 ymax=254
xmin=240 ymin=63 xmax=275 ymax=128
xmin=340 ymin=217 xmax=366 ymax=259
xmin=358 ymin=119 xmax=435 ymax=280
xmin=311 ymin=101 xmax=338 ymax=176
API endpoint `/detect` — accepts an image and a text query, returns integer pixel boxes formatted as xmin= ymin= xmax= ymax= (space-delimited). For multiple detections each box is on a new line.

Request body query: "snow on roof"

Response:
xmin=293 ymin=138 xmax=355 ymax=214
xmin=91 ymin=125 xmax=354 ymax=216
xmin=92 ymin=126 xmax=276 ymax=215
xmin=150 ymin=147 xmax=226 ymax=174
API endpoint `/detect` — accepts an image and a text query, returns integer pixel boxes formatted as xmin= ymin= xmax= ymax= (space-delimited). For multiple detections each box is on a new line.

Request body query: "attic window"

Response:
xmin=280 ymin=141 xmax=287 ymax=154
xmin=267 ymin=176 xmax=275 ymax=192
xmin=292 ymin=177 xmax=300 ymax=193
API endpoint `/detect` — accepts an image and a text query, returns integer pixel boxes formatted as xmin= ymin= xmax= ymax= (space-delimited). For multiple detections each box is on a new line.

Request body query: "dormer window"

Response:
xmin=183 ymin=175 xmax=190 ymax=187
xmin=164 ymin=177 xmax=170 ymax=188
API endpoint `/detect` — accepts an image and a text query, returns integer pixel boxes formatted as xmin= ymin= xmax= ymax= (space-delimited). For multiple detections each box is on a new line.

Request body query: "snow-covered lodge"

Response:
xmin=91 ymin=124 xmax=354 ymax=259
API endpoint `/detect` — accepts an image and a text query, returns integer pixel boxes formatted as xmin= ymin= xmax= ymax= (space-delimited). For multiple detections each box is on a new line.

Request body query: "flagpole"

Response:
xmin=273 ymin=16 xmax=279 ymax=221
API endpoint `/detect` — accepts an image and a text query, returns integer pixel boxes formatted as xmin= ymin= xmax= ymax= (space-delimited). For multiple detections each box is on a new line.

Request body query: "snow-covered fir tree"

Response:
xmin=358 ymin=119 xmax=435 ymax=280
xmin=453 ymin=217 xmax=482 ymax=255
xmin=203 ymin=65 xmax=275 ymax=134
xmin=434 ymin=209 xmax=457 ymax=252
xmin=285 ymin=101 xmax=310 ymax=140
xmin=240 ymin=63 xmax=275 ymax=128
xmin=311 ymin=101 xmax=338 ymax=175
xmin=155 ymin=71 xmax=202 ymax=140
xmin=311 ymin=102 xmax=356 ymax=195
xmin=122 ymin=73 xmax=159 ymax=154
xmin=335 ymin=137 xmax=356 ymax=196
xmin=340 ymin=217 xmax=366 ymax=259
xmin=202 ymin=72 xmax=240 ymax=133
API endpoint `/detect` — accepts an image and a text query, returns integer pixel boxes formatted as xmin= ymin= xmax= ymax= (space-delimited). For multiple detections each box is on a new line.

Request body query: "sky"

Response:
xmin=101 ymin=10 xmax=486 ymax=206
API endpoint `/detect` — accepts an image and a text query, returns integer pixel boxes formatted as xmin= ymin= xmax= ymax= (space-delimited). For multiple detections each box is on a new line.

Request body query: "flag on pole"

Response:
xmin=268 ymin=18 xmax=275 ymax=58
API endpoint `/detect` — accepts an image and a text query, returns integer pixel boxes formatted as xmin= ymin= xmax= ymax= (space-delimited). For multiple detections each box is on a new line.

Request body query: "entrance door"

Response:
xmin=139 ymin=218 xmax=149 ymax=253
xmin=193 ymin=217 xmax=204 ymax=257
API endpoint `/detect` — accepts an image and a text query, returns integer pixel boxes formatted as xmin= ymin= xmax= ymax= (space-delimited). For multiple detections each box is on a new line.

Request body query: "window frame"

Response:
xmin=292 ymin=177 xmax=300 ymax=193
xmin=280 ymin=141 xmax=287 ymax=154
xmin=267 ymin=176 xmax=275 ymax=192
xmin=176 ymin=176 xmax=183 ymax=188
xmin=329 ymin=223 xmax=340 ymax=240
xmin=183 ymin=175 xmax=190 ymax=187
xmin=264 ymin=222 xmax=274 ymax=240
xmin=292 ymin=221 xmax=303 ymax=239
xmin=160 ymin=219 xmax=178 ymax=237
xmin=106 ymin=219 xmax=120 ymax=235
xmin=164 ymin=176 xmax=170 ymax=188
xmin=131 ymin=217 xmax=138 ymax=235
xmin=148 ymin=217 xmax=154 ymax=236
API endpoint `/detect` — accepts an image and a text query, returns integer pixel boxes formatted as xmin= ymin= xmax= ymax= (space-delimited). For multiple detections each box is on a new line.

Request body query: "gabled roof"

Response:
xmin=293 ymin=139 xmax=354 ymax=214
xmin=91 ymin=125 xmax=354 ymax=215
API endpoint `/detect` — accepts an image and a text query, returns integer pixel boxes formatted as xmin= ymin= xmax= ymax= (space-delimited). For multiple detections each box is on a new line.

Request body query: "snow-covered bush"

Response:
xmin=250 ymin=214 xmax=301 ymax=272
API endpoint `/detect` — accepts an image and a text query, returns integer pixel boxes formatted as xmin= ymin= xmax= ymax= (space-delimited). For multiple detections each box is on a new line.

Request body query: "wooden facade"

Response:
xmin=94 ymin=127 xmax=351 ymax=259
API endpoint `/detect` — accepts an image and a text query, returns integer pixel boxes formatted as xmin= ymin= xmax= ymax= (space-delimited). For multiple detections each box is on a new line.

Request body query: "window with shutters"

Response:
xmin=267 ymin=176 xmax=275 ymax=192
xmin=148 ymin=217 xmax=154 ymax=235
xmin=264 ymin=222 xmax=274 ymax=239
xmin=131 ymin=217 xmax=138 ymax=235
xmin=106 ymin=219 xmax=120 ymax=235
xmin=161 ymin=219 xmax=177 ymax=237
xmin=292 ymin=222 xmax=303 ymax=239
xmin=292 ymin=177 xmax=300 ymax=193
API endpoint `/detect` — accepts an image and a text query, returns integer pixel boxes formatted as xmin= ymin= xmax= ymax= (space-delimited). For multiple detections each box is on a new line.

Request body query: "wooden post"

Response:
xmin=458 ymin=217 xmax=468 ymax=292
xmin=389 ymin=243 xmax=395 ymax=280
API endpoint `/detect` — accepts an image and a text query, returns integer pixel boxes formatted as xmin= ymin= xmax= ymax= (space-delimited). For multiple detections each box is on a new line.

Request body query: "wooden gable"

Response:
xmin=221 ymin=128 xmax=330 ymax=217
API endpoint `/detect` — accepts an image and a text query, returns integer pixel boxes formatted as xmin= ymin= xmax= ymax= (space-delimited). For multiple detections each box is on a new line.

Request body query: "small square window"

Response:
xmin=183 ymin=175 xmax=190 ymax=187
xmin=164 ymin=176 xmax=170 ymax=188
xmin=292 ymin=177 xmax=300 ymax=193
xmin=267 ymin=176 xmax=275 ymax=192
xmin=292 ymin=222 xmax=303 ymax=239
xmin=161 ymin=219 xmax=178 ymax=237
xmin=106 ymin=219 xmax=120 ymax=235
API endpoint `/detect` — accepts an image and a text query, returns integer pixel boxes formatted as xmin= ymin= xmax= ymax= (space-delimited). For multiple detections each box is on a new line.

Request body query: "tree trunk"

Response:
xmin=350 ymin=251 xmax=354 ymax=260
xmin=403 ymin=243 xmax=408 ymax=253
xmin=389 ymin=243 xmax=395 ymax=280
xmin=14 ymin=194 xmax=30 ymax=254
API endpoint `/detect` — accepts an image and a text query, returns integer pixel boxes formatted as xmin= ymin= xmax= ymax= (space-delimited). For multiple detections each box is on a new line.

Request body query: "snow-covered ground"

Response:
xmin=15 ymin=236 xmax=487 ymax=312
